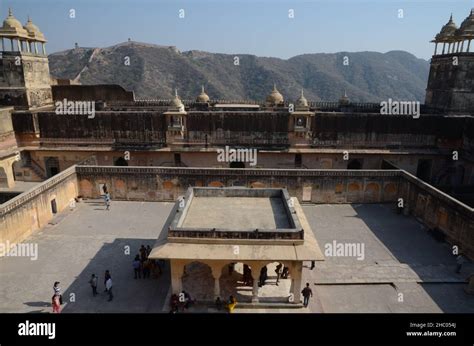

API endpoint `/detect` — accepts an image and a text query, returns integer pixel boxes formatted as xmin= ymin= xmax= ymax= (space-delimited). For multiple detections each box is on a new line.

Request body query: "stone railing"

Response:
xmin=168 ymin=228 xmax=304 ymax=240
xmin=0 ymin=165 xmax=77 ymax=217
xmin=75 ymin=165 xmax=401 ymax=178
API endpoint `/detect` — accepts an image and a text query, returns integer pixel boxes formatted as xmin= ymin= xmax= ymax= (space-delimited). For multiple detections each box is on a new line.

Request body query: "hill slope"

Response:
xmin=48 ymin=42 xmax=430 ymax=102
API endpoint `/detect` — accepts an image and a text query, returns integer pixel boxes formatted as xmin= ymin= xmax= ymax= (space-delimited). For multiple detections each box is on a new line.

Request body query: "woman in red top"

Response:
xmin=52 ymin=294 xmax=61 ymax=313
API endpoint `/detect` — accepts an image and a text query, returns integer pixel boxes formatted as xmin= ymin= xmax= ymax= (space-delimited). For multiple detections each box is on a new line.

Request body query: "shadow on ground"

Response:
xmin=59 ymin=238 xmax=170 ymax=313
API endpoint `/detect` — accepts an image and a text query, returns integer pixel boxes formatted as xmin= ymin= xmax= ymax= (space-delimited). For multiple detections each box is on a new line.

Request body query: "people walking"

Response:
xmin=259 ymin=266 xmax=268 ymax=287
xmin=105 ymin=193 xmax=111 ymax=210
xmin=106 ymin=277 xmax=113 ymax=302
xmin=52 ymin=294 xmax=61 ymax=313
xmin=275 ymin=263 xmax=283 ymax=286
xmin=53 ymin=281 xmax=61 ymax=296
xmin=104 ymin=270 xmax=111 ymax=292
xmin=133 ymin=255 xmax=142 ymax=279
xmin=89 ymin=274 xmax=98 ymax=296
xmin=139 ymin=245 xmax=147 ymax=262
xmin=301 ymin=283 xmax=313 ymax=308
xmin=456 ymin=254 xmax=466 ymax=274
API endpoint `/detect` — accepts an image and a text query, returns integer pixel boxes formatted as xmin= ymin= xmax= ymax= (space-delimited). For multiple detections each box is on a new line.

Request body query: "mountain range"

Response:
xmin=48 ymin=41 xmax=430 ymax=102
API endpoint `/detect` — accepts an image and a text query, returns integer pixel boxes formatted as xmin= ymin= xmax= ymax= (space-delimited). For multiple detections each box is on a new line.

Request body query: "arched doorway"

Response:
xmin=219 ymin=262 xmax=254 ymax=303
xmin=219 ymin=262 xmax=292 ymax=303
xmin=230 ymin=161 xmax=245 ymax=168
xmin=114 ymin=157 xmax=128 ymax=166
xmin=182 ymin=261 xmax=214 ymax=301
xmin=0 ymin=167 xmax=8 ymax=188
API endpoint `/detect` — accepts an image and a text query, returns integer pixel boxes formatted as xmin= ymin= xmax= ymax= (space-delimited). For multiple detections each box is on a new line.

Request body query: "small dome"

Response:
xmin=457 ymin=9 xmax=474 ymax=37
xmin=339 ymin=90 xmax=350 ymax=105
xmin=435 ymin=14 xmax=458 ymax=41
xmin=266 ymin=84 xmax=284 ymax=106
xmin=196 ymin=85 xmax=210 ymax=103
xmin=169 ymin=89 xmax=184 ymax=110
xmin=1 ymin=8 xmax=29 ymax=38
xmin=296 ymin=89 xmax=308 ymax=108
xmin=24 ymin=16 xmax=46 ymax=42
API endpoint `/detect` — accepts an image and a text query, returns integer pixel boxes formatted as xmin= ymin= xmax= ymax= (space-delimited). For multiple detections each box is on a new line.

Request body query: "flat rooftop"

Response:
xmin=169 ymin=188 xmax=303 ymax=241
xmin=182 ymin=196 xmax=290 ymax=229
xmin=0 ymin=201 xmax=473 ymax=313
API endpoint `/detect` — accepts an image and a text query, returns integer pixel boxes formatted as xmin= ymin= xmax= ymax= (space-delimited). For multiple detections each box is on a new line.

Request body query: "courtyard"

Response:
xmin=0 ymin=200 xmax=473 ymax=313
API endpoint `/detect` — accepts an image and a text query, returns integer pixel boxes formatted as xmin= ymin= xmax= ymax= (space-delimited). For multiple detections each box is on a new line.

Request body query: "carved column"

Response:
xmin=250 ymin=264 xmax=261 ymax=303
xmin=211 ymin=264 xmax=222 ymax=300
xmin=290 ymin=261 xmax=303 ymax=304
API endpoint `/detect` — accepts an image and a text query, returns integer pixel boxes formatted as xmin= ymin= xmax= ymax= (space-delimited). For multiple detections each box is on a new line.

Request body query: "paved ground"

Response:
xmin=0 ymin=201 xmax=473 ymax=313
xmin=0 ymin=200 xmax=173 ymax=313
xmin=302 ymin=204 xmax=474 ymax=313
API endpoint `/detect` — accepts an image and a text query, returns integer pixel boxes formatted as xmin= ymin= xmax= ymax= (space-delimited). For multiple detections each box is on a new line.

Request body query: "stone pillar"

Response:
xmin=434 ymin=42 xmax=438 ymax=55
xmin=468 ymin=40 xmax=472 ymax=53
xmin=170 ymin=260 xmax=184 ymax=294
xmin=250 ymin=265 xmax=261 ymax=303
xmin=442 ymin=42 xmax=446 ymax=54
xmin=42 ymin=43 xmax=46 ymax=55
xmin=211 ymin=265 xmax=221 ymax=300
xmin=291 ymin=261 xmax=303 ymax=304
xmin=34 ymin=42 xmax=38 ymax=54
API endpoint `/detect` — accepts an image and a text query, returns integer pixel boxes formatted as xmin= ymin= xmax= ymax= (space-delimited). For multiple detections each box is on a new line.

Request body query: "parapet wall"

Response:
xmin=0 ymin=166 xmax=78 ymax=246
xmin=400 ymin=171 xmax=474 ymax=258
xmin=75 ymin=166 xmax=402 ymax=203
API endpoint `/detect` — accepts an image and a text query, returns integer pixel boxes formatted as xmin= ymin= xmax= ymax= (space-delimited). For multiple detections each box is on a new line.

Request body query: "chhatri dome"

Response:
xmin=24 ymin=16 xmax=46 ymax=42
xmin=169 ymin=89 xmax=184 ymax=110
xmin=0 ymin=8 xmax=29 ymax=38
xmin=266 ymin=84 xmax=284 ymax=106
xmin=296 ymin=89 xmax=308 ymax=108
xmin=435 ymin=14 xmax=458 ymax=41
xmin=196 ymin=85 xmax=210 ymax=103
xmin=457 ymin=9 xmax=474 ymax=37
xmin=339 ymin=90 xmax=350 ymax=105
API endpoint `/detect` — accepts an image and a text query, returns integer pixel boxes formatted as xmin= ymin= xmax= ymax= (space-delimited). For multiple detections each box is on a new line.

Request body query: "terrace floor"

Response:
xmin=0 ymin=200 xmax=473 ymax=313
xmin=182 ymin=196 xmax=291 ymax=229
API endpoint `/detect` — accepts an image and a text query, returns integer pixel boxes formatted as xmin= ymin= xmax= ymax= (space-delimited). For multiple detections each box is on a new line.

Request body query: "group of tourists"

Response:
xmin=133 ymin=245 xmax=162 ymax=279
xmin=170 ymin=290 xmax=196 ymax=313
xmin=88 ymin=270 xmax=113 ymax=302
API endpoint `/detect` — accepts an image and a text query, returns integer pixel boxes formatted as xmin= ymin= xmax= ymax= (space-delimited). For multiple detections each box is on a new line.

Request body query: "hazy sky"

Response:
xmin=3 ymin=0 xmax=474 ymax=60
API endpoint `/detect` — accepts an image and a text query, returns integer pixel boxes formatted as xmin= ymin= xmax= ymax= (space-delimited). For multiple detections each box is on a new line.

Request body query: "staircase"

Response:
xmin=23 ymin=156 xmax=46 ymax=180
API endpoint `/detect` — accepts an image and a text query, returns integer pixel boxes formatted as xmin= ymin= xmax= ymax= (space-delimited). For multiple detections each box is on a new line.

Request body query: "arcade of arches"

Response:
xmin=172 ymin=259 xmax=303 ymax=304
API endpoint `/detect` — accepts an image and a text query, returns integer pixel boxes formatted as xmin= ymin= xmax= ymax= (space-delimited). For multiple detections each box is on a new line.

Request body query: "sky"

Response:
xmin=2 ymin=0 xmax=474 ymax=60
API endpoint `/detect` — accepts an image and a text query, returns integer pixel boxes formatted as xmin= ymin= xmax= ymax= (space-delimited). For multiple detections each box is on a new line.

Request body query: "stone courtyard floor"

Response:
xmin=0 ymin=200 xmax=473 ymax=313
